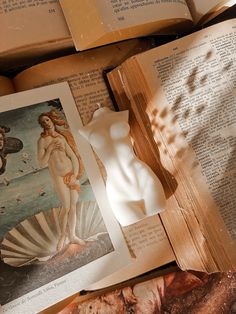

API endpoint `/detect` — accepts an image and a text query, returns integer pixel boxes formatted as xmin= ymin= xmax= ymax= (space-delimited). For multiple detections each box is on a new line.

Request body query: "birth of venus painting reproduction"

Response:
xmin=0 ymin=83 xmax=131 ymax=314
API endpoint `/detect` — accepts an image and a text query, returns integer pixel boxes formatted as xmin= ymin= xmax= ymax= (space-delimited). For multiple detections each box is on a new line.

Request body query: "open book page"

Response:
xmin=94 ymin=0 xmax=192 ymax=30
xmin=0 ymin=76 xmax=15 ymax=96
xmin=0 ymin=0 xmax=73 ymax=70
xmin=110 ymin=19 xmax=236 ymax=271
xmin=13 ymin=40 xmax=153 ymax=124
xmin=60 ymin=0 xmax=193 ymax=50
xmin=87 ymin=215 xmax=174 ymax=290
xmin=186 ymin=0 xmax=236 ymax=24
xmin=13 ymin=40 xmax=175 ymax=288
xmin=0 ymin=83 xmax=132 ymax=313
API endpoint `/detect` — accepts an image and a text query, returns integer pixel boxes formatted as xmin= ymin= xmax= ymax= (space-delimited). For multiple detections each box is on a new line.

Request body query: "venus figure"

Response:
xmin=79 ymin=107 xmax=166 ymax=226
xmin=37 ymin=110 xmax=85 ymax=250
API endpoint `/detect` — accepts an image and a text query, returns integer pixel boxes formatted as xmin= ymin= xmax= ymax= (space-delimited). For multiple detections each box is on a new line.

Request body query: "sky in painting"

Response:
xmin=0 ymin=99 xmax=62 ymax=180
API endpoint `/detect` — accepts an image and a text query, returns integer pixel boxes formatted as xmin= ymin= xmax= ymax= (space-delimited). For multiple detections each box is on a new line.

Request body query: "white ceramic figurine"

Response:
xmin=79 ymin=107 xmax=166 ymax=226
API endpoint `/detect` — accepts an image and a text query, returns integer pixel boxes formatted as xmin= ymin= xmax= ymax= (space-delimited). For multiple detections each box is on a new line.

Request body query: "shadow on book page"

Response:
xmin=0 ymin=82 xmax=131 ymax=314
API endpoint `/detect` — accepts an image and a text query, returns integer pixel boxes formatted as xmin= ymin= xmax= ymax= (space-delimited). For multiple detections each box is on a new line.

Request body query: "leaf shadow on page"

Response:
xmin=148 ymin=46 xmax=236 ymax=241
xmin=111 ymin=89 xmax=178 ymax=200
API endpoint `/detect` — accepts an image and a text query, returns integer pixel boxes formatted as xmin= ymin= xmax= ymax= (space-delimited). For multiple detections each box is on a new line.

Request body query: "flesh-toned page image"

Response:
xmin=0 ymin=83 xmax=131 ymax=314
xmin=56 ymin=270 xmax=236 ymax=314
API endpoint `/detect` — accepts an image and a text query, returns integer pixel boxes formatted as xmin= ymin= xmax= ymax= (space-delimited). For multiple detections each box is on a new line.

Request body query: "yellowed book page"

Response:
xmin=14 ymin=40 xmax=153 ymax=123
xmin=186 ymin=0 xmax=236 ymax=24
xmin=87 ymin=215 xmax=174 ymax=290
xmin=0 ymin=76 xmax=15 ymax=96
xmin=0 ymin=0 xmax=71 ymax=54
xmin=133 ymin=19 xmax=236 ymax=268
xmin=60 ymin=0 xmax=192 ymax=50
xmin=13 ymin=40 xmax=175 ymax=286
xmin=95 ymin=0 xmax=192 ymax=29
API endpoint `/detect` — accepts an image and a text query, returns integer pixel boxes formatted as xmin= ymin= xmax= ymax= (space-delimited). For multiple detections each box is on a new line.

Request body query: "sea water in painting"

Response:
xmin=0 ymin=99 xmax=113 ymax=305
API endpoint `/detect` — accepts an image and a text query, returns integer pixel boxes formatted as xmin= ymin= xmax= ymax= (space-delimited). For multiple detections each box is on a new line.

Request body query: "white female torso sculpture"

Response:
xmin=79 ymin=107 xmax=166 ymax=226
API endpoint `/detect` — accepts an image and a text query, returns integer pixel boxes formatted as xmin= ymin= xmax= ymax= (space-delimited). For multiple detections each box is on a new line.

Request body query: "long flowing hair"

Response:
xmin=38 ymin=109 xmax=84 ymax=178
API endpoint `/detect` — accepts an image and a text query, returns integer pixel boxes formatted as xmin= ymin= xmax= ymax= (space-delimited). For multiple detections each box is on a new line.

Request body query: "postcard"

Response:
xmin=0 ymin=82 xmax=131 ymax=314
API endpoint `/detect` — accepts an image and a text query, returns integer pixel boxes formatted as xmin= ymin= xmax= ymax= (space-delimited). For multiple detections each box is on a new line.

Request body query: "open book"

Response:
xmin=60 ymin=0 xmax=236 ymax=50
xmin=107 ymin=18 xmax=236 ymax=273
xmin=0 ymin=39 xmax=175 ymax=313
xmin=0 ymin=0 xmax=73 ymax=71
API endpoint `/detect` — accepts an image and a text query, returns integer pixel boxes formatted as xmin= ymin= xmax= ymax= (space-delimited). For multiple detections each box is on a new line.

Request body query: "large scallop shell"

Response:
xmin=1 ymin=200 xmax=106 ymax=267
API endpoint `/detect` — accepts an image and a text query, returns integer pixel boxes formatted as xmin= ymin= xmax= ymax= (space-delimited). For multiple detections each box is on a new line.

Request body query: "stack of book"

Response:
xmin=0 ymin=1 xmax=235 ymax=313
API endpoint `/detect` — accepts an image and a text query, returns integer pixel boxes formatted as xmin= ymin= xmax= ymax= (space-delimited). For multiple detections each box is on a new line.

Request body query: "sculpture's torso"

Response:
xmin=80 ymin=108 xmax=166 ymax=226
